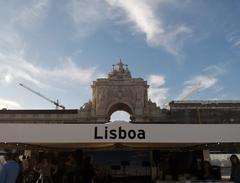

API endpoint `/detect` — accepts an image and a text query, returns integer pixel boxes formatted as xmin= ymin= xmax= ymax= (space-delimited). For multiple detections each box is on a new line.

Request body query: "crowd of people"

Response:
xmin=0 ymin=150 xmax=240 ymax=183
xmin=198 ymin=155 xmax=240 ymax=183
xmin=0 ymin=150 xmax=98 ymax=183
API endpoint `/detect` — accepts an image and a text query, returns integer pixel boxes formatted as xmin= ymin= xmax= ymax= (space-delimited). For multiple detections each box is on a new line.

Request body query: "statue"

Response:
xmin=108 ymin=59 xmax=132 ymax=79
xmin=80 ymin=100 xmax=92 ymax=111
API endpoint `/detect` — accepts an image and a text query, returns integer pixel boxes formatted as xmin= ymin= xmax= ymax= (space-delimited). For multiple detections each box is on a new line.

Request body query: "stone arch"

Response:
xmin=81 ymin=61 xmax=164 ymax=123
xmin=107 ymin=101 xmax=134 ymax=122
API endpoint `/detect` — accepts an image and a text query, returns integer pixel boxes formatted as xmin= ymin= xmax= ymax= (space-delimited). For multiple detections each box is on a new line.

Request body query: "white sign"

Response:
xmin=0 ymin=122 xmax=240 ymax=143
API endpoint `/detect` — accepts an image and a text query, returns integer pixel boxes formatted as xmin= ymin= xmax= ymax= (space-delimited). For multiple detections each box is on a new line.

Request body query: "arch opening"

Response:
xmin=110 ymin=111 xmax=131 ymax=122
xmin=108 ymin=103 xmax=133 ymax=122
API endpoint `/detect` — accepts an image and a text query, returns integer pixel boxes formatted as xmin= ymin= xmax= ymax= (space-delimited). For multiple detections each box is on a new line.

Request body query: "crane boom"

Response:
xmin=19 ymin=83 xmax=65 ymax=110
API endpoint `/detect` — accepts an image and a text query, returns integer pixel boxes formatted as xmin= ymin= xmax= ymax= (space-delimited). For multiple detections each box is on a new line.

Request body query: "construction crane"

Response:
xmin=19 ymin=83 xmax=65 ymax=110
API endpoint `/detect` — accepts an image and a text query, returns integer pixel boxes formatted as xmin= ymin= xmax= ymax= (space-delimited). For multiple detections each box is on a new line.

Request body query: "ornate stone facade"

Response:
xmin=80 ymin=60 xmax=164 ymax=122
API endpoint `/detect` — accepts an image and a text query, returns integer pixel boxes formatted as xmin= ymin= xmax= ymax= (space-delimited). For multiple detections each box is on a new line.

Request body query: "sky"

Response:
xmin=0 ymin=0 xmax=240 ymax=118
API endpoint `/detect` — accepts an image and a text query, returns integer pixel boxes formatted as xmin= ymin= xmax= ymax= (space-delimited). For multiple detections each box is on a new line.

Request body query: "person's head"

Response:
xmin=230 ymin=155 xmax=240 ymax=165
xmin=5 ymin=152 xmax=13 ymax=161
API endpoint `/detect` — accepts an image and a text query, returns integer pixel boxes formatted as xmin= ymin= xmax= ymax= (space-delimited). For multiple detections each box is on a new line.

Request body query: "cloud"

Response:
xmin=226 ymin=32 xmax=240 ymax=49
xmin=149 ymin=88 xmax=169 ymax=106
xmin=11 ymin=0 xmax=49 ymax=28
xmin=234 ymin=41 xmax=240 ymax=47
xmin=67 ymin=0 xmax=192 ymax=56
xmin=148 ymin=75 xmax=166 ymax=87
xmin=0 ymin=1 xmax=105 ymax=109
xmin=0 ymin=29 xmax=23 ymax=55
xmin=0 ymin=52 xmax=101 ymax=89
xmin=0 ymin=29 xmax=102 ymax=89
xmin=106 ymin=0 xmax=164 ymax=38
xmin=0 ymin=98 xmax=22 ymax=109
xmin=147 ymin=74 xmax=169 ymax=106
xmin=177 ymin=75 xmax=217 ymax=100
xmin=177 ymin=64 xmax=226 ymax=100
xmin=67 ymin=0 xmax=108 ymax=37
xmin=105 ymin=0 xmax=192 ymax=56
xmin=203 ymin=65 xmax=226 ymax=76
xmin=43 ymin=58 xmax=101 ymax=85
xmin=0 ymin=52 xmax=45 ymax=87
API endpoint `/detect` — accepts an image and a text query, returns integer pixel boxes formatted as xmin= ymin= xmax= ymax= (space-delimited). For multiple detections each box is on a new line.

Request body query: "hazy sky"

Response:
xmin=1 ymin=0 xmax=240 ymax=115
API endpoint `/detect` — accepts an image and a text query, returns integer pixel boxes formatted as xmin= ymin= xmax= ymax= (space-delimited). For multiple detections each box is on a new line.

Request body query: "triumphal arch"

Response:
xmin=79 ymin=60 xmax=164 ymax=123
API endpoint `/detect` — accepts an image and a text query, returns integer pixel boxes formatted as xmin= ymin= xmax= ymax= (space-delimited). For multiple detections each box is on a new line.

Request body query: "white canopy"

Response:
xmin=0 ymin=122 xmax=240 ymax=144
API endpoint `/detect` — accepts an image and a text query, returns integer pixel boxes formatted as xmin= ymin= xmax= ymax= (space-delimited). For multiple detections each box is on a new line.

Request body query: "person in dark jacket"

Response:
xmin=82 ymin=156 xmax=95 ymax=183
xmin=0 ymin=152 xmax=20 ymax=183
xmin=201 ymin=161 xmax=214 ymax=181
xmin=230 ymin=155 xmax=240 ymax=183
